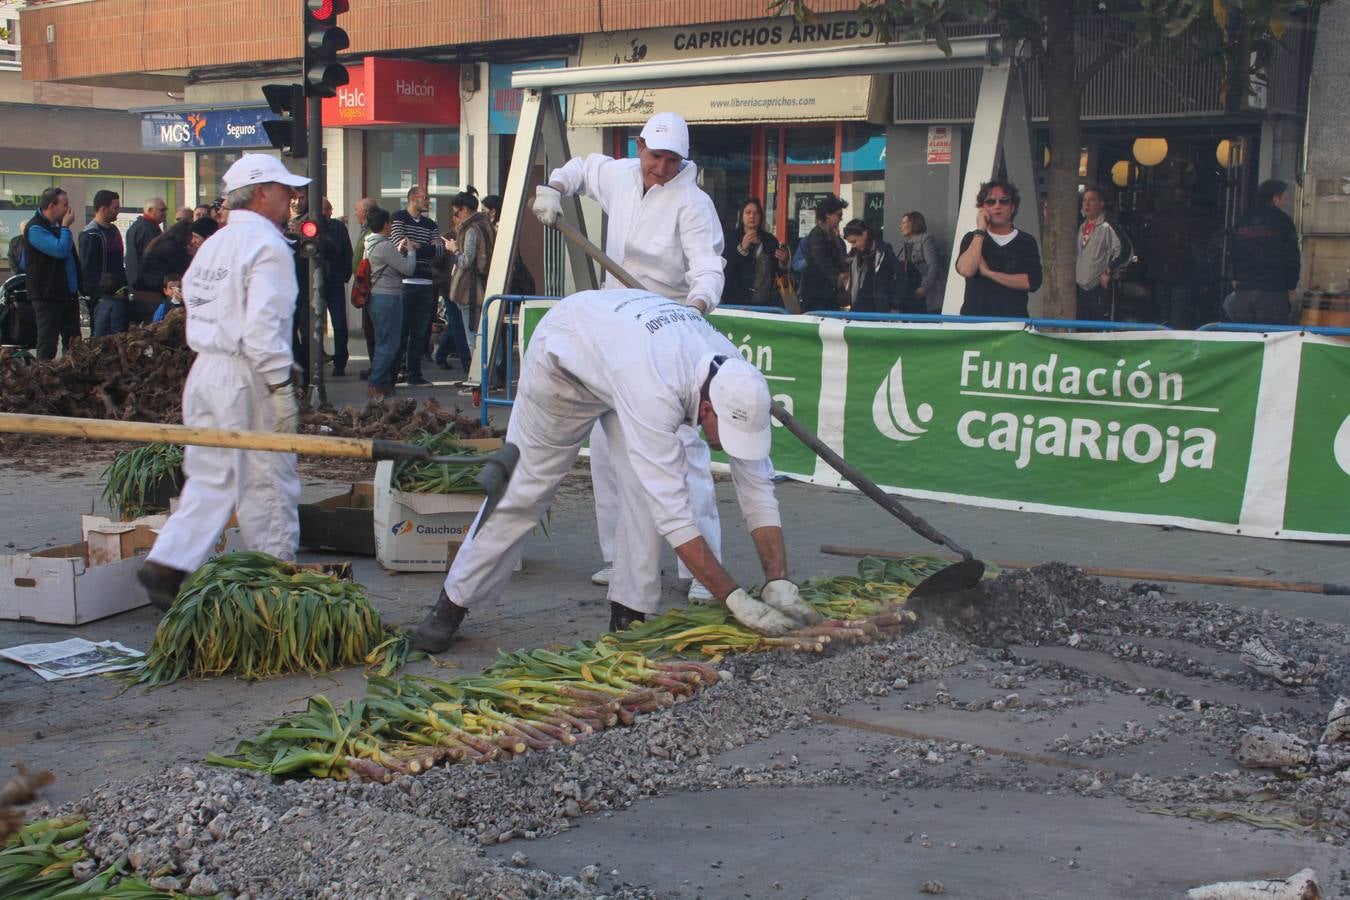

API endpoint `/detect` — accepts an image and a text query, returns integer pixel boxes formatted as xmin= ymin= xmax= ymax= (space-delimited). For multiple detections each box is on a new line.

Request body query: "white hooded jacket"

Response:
xmin=548 ymin=154 xmax=725 ymax=311
xmin=181 ymin=208 xmax=297 ymax=385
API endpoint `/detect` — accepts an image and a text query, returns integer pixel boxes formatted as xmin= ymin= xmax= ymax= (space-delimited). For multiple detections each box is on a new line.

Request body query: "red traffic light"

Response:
xmin=305 ymin=0 xmax=348 ymax=24
xmin=299 ymin=219 xmax=320 ymax=240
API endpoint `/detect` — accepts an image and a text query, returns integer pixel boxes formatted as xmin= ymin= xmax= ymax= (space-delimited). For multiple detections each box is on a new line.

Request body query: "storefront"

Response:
xmin=139 ymin=103 xmax=303 ymax=205
xmin=1 ymin=145 xmax=182 ymax=268
xmin=322 ymin=58 xmax=460 ymax=223
xmin=571 ymin=13 xmax=887 ymax=248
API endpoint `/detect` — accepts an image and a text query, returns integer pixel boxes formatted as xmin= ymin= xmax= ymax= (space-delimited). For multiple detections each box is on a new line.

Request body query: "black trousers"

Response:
xmin=33 ymin=297 xmax=79 ymax=360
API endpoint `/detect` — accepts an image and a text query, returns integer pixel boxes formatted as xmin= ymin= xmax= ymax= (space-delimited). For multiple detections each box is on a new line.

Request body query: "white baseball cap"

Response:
xmin=639 ymin=111 xmax=690 ymax=159
xmin=708 ymin=357 xmax=772 ymax=460
xmin=222 ymin=154 xmax=311 ymax=194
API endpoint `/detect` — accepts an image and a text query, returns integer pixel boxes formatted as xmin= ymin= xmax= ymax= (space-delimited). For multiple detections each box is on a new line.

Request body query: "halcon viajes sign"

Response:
xmin=519 ymin=302 xmax=1349 ymax=540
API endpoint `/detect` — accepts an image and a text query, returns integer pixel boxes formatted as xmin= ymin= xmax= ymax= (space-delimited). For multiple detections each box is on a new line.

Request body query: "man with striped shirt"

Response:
xmin=390 ymin=186 xmax=444 ymax=386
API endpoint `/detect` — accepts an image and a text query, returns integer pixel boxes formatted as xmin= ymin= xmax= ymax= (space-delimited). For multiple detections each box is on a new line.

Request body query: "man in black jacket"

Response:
xmin=78 ymin=190 xmax=124 ymax=324
xmin=799 ymin=195 xmax=848 ymax=312
xmin=319 ymin=198 xmax=354 ymax=376
xmin=1225 ymin=179 xmax=1301 ymax=325
xmin=24 ymin=187 xmax=81 ymax=360
xmin=955 ymin=179 xmax=1042 ymax=318
xmin=126 ymin=196 xmax=166 ymax=296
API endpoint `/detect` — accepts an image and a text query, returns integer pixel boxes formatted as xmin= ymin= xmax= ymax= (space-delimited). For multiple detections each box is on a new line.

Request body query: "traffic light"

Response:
xmin=296 ymin=216 xmax=322 ymax=258
xmin=304 ymin=0 xmax=350 ymax=98
xmin=261 ymin=83 xmax=307 ymax=159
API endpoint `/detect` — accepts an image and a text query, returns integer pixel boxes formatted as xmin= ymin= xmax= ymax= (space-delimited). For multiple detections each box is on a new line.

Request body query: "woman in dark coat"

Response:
xmin=721 ymin=198 xmax=788 ymax=307
xmin=799 ymin=195 xmax=849 ymax=312
xmin=134 ymin=218 xmax=215 ymax=322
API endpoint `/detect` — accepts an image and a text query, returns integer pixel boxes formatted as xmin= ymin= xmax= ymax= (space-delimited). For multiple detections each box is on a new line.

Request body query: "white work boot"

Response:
xmin=687 ymin=579 xmax=714 ymax=603
xmin=591 ymin=564 xmax=613 ymax=586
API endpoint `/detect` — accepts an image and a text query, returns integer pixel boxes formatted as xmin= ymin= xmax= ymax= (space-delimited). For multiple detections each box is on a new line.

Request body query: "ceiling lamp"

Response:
xmin=1110 ymin=159 xmax=1132 ymax=188
xmin=1133 ymin=138 xmax=1168 ymax=167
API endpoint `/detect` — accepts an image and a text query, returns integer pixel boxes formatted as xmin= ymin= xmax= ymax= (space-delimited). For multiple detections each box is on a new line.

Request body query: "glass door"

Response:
xmin=421 ymin=129 xmax=460 ymax=228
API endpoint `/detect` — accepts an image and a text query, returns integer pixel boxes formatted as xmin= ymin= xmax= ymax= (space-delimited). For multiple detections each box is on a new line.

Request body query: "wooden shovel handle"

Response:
xmin=0 ymin=412 xmax=422 ymax=461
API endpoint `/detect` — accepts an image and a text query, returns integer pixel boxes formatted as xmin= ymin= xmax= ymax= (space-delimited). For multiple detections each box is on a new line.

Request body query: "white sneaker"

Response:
xmin=687 ymin=579 xmax=714 ymax=603
xmin=591 ymin=565 xmax=613 ymax=586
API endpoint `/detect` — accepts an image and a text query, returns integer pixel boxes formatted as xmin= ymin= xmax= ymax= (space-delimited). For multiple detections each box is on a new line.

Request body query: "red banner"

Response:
xmin=322 ymin=58 xmax=460 ymax=127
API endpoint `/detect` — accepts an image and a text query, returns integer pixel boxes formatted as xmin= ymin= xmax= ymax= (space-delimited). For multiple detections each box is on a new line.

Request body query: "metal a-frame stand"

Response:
xmin=467 ymin=37 xmax=1037 ymax=385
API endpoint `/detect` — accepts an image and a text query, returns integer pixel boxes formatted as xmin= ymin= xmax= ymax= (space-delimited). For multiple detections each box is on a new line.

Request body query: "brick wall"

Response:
xmin=21 ymin=0 xmax=855 ymax=84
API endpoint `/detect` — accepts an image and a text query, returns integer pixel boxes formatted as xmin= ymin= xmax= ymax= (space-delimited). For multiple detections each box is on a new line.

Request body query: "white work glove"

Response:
xmin=532 ymin=185 xmax=563 ymax=226
xmin=724 ymin=587 xmax=797 ymax=637
xmin=762 ymin=579 xmax=823 ymax=626
xmin=267 ymin=381 xmax=298 ymax=434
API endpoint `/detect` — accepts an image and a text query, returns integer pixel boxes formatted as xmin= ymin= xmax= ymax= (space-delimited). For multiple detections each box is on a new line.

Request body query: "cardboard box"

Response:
xmin=0 ymin=542 xmax=153 ymax=625
xmin=372 ymin=439 xmax=503 ymax=572
xmin=299 ymin=483 xmax=376 ymax=556
xmin=81 ymin=513 xmax=244 ymax=560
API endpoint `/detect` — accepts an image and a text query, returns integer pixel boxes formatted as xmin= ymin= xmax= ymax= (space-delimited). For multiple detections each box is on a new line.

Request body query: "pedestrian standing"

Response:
xmin=531 ymin=110 xmax=727 ymax=620
xmin=319 ymin=198 xmax=354 ymax=376
xmin=125 ymin=197 xmax=166 ymax=305
xmin=799 ymin=196 xmax=849 ymax=312
xmin=412 ymin=289 xmax=820 ymax=652
xmin=721 ymin=197 xmax=788 ymax=308
xmin=897 ymin=211 xmax=944 ymax=313
xmin=78 ymin=190 xmax=124 ymax=325
xmin=351 ymin=197 xmax=377 ymax=379
xmin=24 ymin=187 xmax=80 ymax=360
xmin=136 ymin=154 xmax=311 ymax=611
xmin=390 ymin=186 xmax=443 ymax=386
xmin=1225 ymin=179 xmax=1301 ymax=325
xmin=842 ymin=219 xmax=904 ymax=313
xmin=955 ymin=179 xmax=1042 ymax=318
xmin=362 ymin=206 xmax=417 ymax=399
xmin=1075 ymin=186 xmax=1124 ymax=321
xmin=437 ymin=191 xmax=494 ymax=376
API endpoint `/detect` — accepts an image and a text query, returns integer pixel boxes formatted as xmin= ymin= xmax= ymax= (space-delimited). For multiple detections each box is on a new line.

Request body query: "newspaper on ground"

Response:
xmin=0 ymin=638 xmax=144 ymax=681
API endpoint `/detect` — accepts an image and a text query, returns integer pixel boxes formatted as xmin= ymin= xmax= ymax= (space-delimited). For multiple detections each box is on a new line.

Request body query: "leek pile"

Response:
xmin=207 ymin=556 xmax=957 ymax=782
xmin=0 ymin=816 xmax=192 ymax=898
xmin=392 ymin=427 xmax=489 ymax=494
xmin=130 ymin=551 xmax=412 ymax=687
xmin=99 ymin=443 xmax=184 ymax=519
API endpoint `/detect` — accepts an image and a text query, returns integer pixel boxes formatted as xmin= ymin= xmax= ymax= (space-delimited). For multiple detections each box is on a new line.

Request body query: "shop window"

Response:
xmin=0 ymin=174 xmax=52 ymax=257
xmin=786 ymin=127 xmax=836 ymax=166
xmin=120 ymin=180 xmax=174 ymax=215
xmin=842 ymin=125 xmax=886 ymax=241
xmin=423 ymin=130 xmax=459 ymax=158
xmin=197 ymin=150 xmax=300 ymax=205
xmin=366 ymin=132 xmax=421 ymax=208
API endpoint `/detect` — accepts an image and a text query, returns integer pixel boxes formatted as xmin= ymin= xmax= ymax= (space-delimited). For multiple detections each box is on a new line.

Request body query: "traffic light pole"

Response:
xmin=307 ymin=92 xmax=326 ymax=407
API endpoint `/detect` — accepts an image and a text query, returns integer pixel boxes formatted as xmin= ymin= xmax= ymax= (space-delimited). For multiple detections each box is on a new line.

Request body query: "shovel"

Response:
xmin=0 ymin=413 xmax=521 ymax=525
xmin=545 ymin=217 xmax=987 ymax=603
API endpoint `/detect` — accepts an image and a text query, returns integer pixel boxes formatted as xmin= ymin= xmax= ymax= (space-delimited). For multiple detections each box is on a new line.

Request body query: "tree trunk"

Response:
xmin=1040 ymin=0 xmax=1082 ymax=320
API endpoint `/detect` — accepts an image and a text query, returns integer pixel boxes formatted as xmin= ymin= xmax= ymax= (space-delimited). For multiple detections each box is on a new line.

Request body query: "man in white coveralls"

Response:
xmin=411 ymin=289 xmax=820 ymax=652
xmin=529 ymin=110 xmax=729 ymax=628
xmin=136 ymin=154 xmax=311 ymax=610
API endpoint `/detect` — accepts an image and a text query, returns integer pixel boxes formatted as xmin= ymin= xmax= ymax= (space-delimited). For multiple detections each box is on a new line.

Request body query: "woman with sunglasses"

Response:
xmin=954 ymin=179 xmax=1042 ymax=317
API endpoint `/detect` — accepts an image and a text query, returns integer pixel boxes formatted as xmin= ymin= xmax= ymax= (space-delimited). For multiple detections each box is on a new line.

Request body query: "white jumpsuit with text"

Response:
xmin=548 ymin=154 xmax=727 ymax=602
xmin=442 ymin=291 xmax=779 ymax=615
xmin=146 ymin=209 xmax=301 ymax=571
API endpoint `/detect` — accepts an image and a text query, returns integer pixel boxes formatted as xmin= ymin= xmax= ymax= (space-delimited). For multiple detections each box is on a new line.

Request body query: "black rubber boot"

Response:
xmin=608 ymin=601 xmax=646 ymax=633
xmin=412 ymin=589 xmax=468 ymax=653
xmin=137 ymin=561 xmax=188 ymax=612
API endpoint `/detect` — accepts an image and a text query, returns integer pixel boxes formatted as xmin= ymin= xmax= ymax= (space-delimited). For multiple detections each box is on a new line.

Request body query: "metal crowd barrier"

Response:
xmin=1196 ymin=321 xmax=1350 ymax=337
xmin=479 ymin=294 xmax=558 ymax=427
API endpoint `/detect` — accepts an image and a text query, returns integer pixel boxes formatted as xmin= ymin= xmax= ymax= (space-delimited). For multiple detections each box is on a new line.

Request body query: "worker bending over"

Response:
xmin=412 ymin=289 xmax=818 ymax=652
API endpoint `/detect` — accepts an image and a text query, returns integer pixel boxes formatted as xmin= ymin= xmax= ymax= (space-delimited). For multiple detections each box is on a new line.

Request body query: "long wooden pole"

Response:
xmin=819 ymin=544 xmax=1350 ymax=596
xmin=0 ymin=413 xmax=377 ymax=459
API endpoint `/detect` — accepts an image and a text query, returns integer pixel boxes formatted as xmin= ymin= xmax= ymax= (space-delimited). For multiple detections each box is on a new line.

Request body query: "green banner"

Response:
xmin=1284 ymin=338 xmax=1350 ymax=535
xmin=839 ymin=325 xmax=1263 ymax=522
xmin=517 ymin=300 xmax=1350 ymax=540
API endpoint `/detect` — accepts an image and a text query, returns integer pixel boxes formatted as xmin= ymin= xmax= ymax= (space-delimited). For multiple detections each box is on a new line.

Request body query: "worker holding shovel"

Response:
xmin=136 ymin=155 xmax=312 ymax=610
xmin=411 ymin=289 xmax=820 ymax=652
xmin=530 ymin=111 xmax=728 ymax=628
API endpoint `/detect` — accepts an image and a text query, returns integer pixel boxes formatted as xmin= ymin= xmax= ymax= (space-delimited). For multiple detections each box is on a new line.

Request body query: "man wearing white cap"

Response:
xmin=412 ymin=289 xmax=818 ymax=652
xmin=137 ymin=154 xmax=311 ymax=610
xmin=531 ymin=111 xmax=728 ymax=620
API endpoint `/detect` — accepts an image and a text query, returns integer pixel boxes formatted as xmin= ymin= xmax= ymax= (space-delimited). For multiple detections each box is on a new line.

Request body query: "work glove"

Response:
xmin=724 ymin=587 xmax=797 ymax=637
xmin=267 ymin=381 xmax=299 ymax=434
xmin=683 ymin=290 xmax=712 ymax=314
xmin=761 ymin=579 xmax=823 ymax=626
xmin=532 ymin=185 xmax=563 ymax=226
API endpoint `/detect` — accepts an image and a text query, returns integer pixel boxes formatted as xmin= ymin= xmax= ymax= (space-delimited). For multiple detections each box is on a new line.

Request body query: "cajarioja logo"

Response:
xmin=873 ymin=356 xmax=933 ymax=442
xmin=1336 ymin=414 xmax=1350 ymax=476
xmin=391 ymin=520 xmax=413 ymax=536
